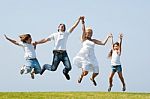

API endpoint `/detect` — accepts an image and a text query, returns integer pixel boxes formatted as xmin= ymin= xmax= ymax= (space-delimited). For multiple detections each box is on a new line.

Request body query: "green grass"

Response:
xmin=0 ymin=92 xmax=150 ymax=99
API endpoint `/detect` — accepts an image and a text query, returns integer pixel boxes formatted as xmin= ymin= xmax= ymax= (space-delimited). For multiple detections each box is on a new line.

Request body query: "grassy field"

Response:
xmin=0 ymin=92 xmax=150 ymax=99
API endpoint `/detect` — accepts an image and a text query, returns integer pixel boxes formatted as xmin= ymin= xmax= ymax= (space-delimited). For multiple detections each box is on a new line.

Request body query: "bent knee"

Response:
xmin=83 ymin=71 xmax=88 ymax=76
xmin=51 ymin=66 xmax=57 ymax=71
xmin=67 ymin=67 xmax=72 ymax=71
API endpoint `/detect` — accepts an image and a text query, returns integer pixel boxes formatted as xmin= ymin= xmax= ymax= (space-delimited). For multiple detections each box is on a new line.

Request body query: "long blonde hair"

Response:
xmin=82 ymin=27 xmax=93 ymax=42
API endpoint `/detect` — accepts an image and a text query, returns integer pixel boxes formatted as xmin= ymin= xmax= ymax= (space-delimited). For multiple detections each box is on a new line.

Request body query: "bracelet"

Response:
xmin=82 ymin=21 xmax=85 ymax=24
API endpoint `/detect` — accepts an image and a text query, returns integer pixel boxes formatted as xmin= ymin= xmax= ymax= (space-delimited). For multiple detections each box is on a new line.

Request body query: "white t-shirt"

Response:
xmin=47 ymin=31 xmax=70 ymax=50
xmin=19 ymin=42 xmax=36 ymax=59
xmin=111 ymin=50 xmax=121 ymax=66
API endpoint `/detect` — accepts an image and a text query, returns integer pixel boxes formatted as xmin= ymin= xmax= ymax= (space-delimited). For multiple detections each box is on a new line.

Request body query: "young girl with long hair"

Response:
xmin=108 ymin=33 xmax=126 ymax=92
xmin=4 ymin=34 xmax=41 ymax=79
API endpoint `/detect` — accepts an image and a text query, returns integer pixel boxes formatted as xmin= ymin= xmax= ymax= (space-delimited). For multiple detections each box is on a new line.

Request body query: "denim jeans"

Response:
xmin=25 ymin=58 xmax=41 ymax=74
xmin=44 ymin=50 xmax=72 ymax=74
xmin=111 ymin=65 xmax=122 ymax=73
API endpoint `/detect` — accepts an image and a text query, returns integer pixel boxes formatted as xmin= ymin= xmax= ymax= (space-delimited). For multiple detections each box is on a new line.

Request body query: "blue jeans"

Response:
xmin=44 ymin=50 xmax=72 ymax=74
xmin=25 ymin=58 xmax=41 ymax=74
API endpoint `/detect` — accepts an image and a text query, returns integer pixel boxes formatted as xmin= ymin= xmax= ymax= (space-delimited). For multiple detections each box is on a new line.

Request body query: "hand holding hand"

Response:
xmin=108 ymin=33 xmax=113 ymax=38
xmin=33 ymin=41 xmax=37 ymax=46
xmin=80 ymin=16 xmax=85 ymax=24
xmin=80 ymin=16 xmax=84 ymax=20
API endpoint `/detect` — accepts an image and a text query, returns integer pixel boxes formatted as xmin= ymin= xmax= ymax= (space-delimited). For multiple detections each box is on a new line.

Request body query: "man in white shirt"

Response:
xmin=35 ymin=16 xmax=82 ymax=80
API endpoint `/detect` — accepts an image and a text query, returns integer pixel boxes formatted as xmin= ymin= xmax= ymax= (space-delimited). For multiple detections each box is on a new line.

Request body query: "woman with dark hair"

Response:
xmin=35 ymin=17 xmax=82 ymax=80
xmin=108 ymin=33 xmax=126 ymax=92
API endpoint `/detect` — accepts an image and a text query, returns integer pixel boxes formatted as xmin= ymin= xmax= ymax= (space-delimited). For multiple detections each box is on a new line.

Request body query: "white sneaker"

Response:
xmin=30 ymin=68 xmax=35 ymax=79
xmin=20 ymin=65 xmax=25 ymax=75
xmin=31 ymin=73 xmax=34 ymax=79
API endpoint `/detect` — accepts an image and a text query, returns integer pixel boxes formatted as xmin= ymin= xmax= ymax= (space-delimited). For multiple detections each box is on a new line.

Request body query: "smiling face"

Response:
xmin=85 ymin=28 xmax=93 ymax=39
xmin=113 ymin=42 xmax=120 ymax=50
xmin=19 ymin=34 xmax=32 ymax=44
xmin=58 ymin=24 xmax=66 ymax=32
xmin=26 ymin=37 xmax=32 ymax=44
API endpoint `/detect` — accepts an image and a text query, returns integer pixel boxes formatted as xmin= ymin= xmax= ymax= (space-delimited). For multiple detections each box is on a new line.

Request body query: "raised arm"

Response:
xmin=80 ymin=16 xmax=86 ymax=41
xmin=35 ymin=38 xmax=50 ymax=45
xmin=119 ymin=33 xmax=123 ymax=53
xmin=93 ymin=34 xmax=112 ymax=45
xmin=111 ymin=33 xmax=114 ymax=45
xmin=4 ymin=34 xmax=20 ymax=46
xmin=69 ymin=16 xmax=82 ymax=33
xmin=110 ymin=33 xmax=114 ymax=49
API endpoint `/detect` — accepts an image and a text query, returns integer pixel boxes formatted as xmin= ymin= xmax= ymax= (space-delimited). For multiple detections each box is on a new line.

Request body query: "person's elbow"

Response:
xmin=101 ymin=42 xmax=106 ymax=45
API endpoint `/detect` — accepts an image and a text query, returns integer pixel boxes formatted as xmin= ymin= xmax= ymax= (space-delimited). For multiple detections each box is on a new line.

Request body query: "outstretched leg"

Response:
xmin=62 ymin=51 xmax=72 ymax=80
xmin=118 ymin=72 xmax=126 ymax=91
xmin=108 ymin=72 xmax=115 ymax=92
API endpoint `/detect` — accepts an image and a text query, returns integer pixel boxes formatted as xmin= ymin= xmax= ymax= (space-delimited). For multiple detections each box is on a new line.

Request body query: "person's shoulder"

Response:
xmin=64 ymin=31 xmax=70 ymax=36
xmin=48 ymin=32 xmax=57 ymax=37
xmin=53 ymin=32 xmax=60 ymax=36
xmin=65 ymin=29 xmax=71 ymax=34
xmin=18 ymin=41 xmax=24 ymax=45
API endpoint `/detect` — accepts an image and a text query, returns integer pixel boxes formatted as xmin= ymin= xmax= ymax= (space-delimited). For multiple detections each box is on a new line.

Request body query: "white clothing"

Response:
xmin=111 ymin=50 xmax=121 ymax=66
xmin=73 ymin=40 xmax=99 ymax=73
xmin=47 ymin=31 xmax=70 ymax=50
xmin=19 ymin=42 xmax=36 ymax=59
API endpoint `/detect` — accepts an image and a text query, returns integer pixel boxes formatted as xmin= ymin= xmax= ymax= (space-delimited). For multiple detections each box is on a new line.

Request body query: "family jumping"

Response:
xmin=4 ymin=16 xmax=126 ymax=92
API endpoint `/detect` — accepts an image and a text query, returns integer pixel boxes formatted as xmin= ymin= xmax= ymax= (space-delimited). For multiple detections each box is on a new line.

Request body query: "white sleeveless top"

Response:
xmin=111 ymin=50 xmax=121 ymax=66
xmin=73 ymin=40 xmax=99 ymax=73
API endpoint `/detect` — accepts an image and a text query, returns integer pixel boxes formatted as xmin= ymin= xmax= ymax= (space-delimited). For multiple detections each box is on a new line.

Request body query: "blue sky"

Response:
xmin=0 ymin=0 xmax=150 ymax=92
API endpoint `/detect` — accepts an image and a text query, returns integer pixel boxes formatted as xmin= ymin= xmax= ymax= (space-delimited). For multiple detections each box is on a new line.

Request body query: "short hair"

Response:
xmin=58 ymin=24 xmax=66 ymax=32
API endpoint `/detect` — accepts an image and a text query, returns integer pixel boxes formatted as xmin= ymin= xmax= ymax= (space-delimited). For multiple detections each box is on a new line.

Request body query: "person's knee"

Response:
xmin=63 ymin=65 xmax=72 ymax=73
xmin=50 ymin=65 xmax=57 ymax=71
xmin=68 ymin=66 xmax=72 ymax=71
xmin=51 ymin=67 xmax=57 ymax=71
xmin=83 ymin=71 xmax=88 ymax=76
xmin=65 ymin=63 xmax=72 ymax=71
xmin=63 ymin=67 xmax=71 ymax=74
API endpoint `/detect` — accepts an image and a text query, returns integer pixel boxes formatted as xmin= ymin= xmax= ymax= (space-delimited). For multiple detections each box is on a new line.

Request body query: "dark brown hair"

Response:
xmin=58 ymin=23 xmax=66 ymax=32
xmin=108 ymin=42 xmax=120 ymax=58
xmin=19 ymin=34 xmax=31 ymax=43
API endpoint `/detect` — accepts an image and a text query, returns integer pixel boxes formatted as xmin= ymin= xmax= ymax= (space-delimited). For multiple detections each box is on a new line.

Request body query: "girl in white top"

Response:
xmin=108 ymin=33 xmax=126 ymax=92
xmin=4 ymin=34 xmax=41 ymax=79
xmin=73 ymin=17 xmax=112 ymax=86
